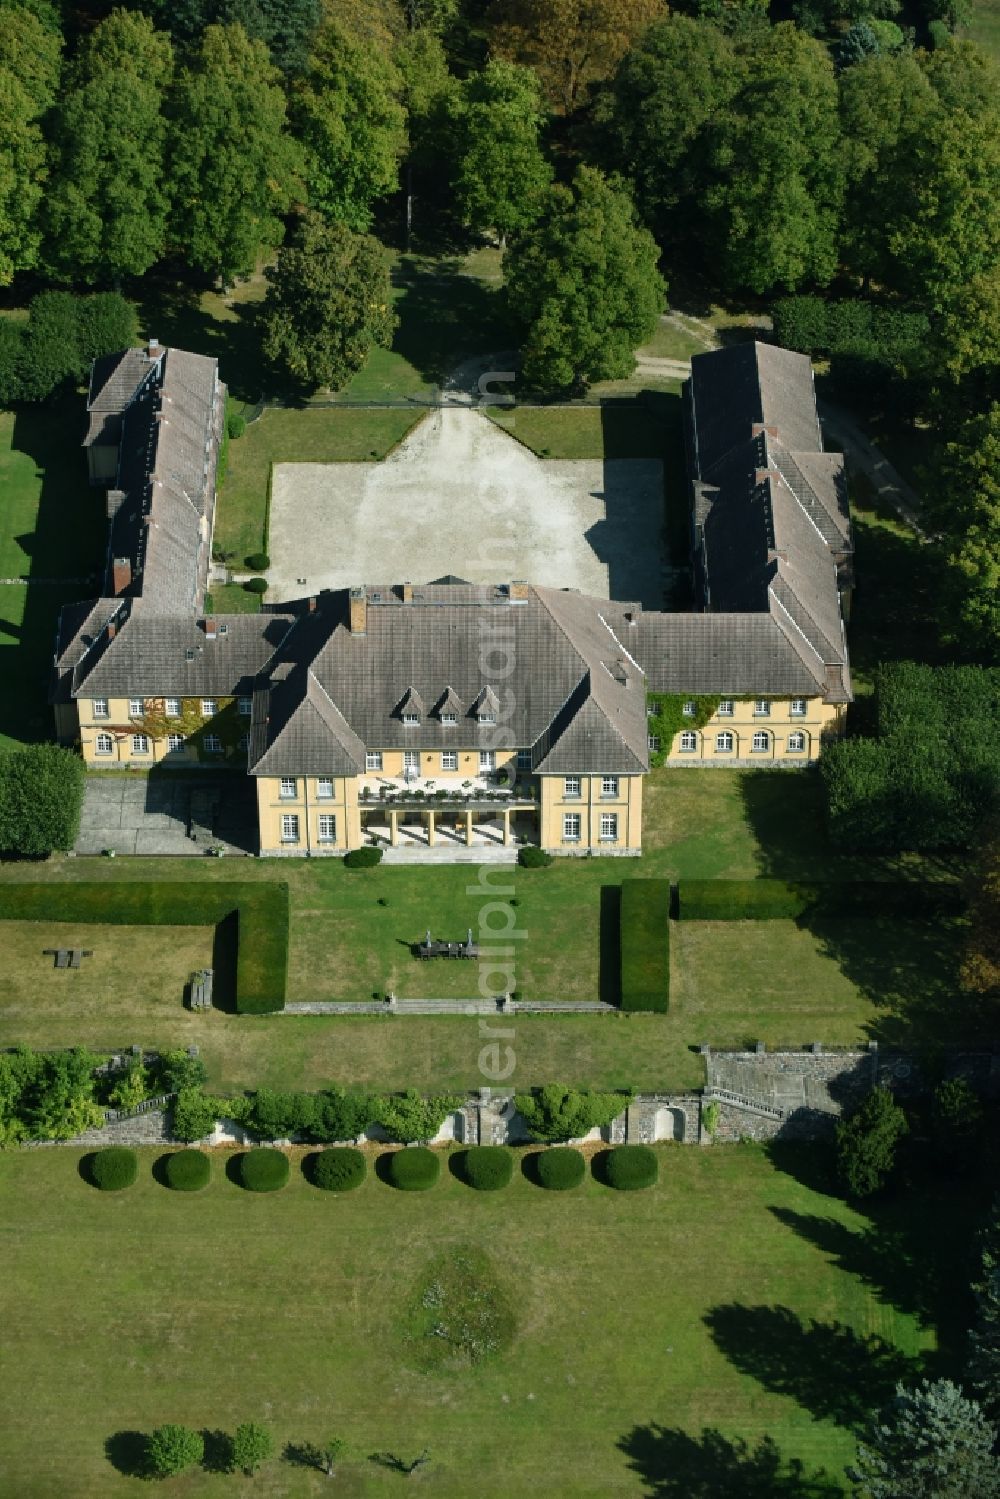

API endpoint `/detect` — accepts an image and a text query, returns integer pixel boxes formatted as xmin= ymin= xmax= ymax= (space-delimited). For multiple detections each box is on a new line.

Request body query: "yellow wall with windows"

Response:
xmin=664 ymin=697 xmax=845 ymax=764
xmin=77 ymin=695 xmax=252 ymax=768
xmin=360 ymin=746 xmax=519 ymax=778
xmin=256 ymin=775 xmax=360 ymax=856
xmin=539 ymin=774 xmax=642 ymax=854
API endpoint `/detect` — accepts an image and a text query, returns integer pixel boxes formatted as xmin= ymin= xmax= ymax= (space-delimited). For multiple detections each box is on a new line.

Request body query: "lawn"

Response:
xmin=966 ymin=0 xmax=1000 ymax=57
xmin=0 ymin=1141 xmax=968 ymax=1496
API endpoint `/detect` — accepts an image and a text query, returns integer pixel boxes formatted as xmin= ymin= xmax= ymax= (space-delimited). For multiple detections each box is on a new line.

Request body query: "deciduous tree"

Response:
xmin=231 ymin=1421 xmax=273 ymax=1475
xmin=969 ymin=1197 xmax=1000 ymax=1425
xmin=146 ymin=1425 xmax=204 ymax=1479
xmin=491 ymin=0 xmax=666 ymax=113
xmin=926 ymin=404 xmax=1000 ymax=656
xmin=453 ymin=60 xmax=552 ymax=245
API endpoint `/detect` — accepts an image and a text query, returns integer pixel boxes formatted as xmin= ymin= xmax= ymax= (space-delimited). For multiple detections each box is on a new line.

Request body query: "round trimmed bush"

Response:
xmin=239 ymin=1147 xmax=289 ymax=1192
xmin=604 ymin=1144 xmax=658 ymax=1191
xmin=536 ymin=1147 xmax=586 ymax=1191
xmin=245 ymin=550 xmax=269 ymax=569
xmin=227 ymin=412 xmax=247 ymax=439
xmin=459 ymin=1145 xmax=513 ymax=1191
xmin=163 ymin=1149 xmax=211 ymax=1192
xmin=312 ymin=1147 xmax=366 ymax=1192
xmin=244 ymin=576 xmax=268 ymax=594
xmin=344 ymin=846 xmax=383 ymax=869
xmin=385 ymin=1147 xmax=439 ymax=1191
xmin=518 ymin=845 xmax=553 ymax=868
xmin=89 ymin=1147 xmax=138 ymax=1191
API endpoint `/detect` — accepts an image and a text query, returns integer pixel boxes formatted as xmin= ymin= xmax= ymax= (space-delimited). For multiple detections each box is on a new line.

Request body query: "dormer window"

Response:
xmin=477 ymin=711 xmax=496 ymax=725
xmin=440 ymin=712 xmax=457 ymax=725
xmin=402 ymin=712 xmax=420 ymax=726
xmin=396 ymin=686 xmax=424 ymax=724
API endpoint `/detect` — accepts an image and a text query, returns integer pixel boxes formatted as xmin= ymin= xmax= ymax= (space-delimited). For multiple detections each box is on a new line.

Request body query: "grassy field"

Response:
xmin=1 ymin=1141 xmax=971 ymax=1497
xmin=966 ymin=0 xmax=1000 ymax=57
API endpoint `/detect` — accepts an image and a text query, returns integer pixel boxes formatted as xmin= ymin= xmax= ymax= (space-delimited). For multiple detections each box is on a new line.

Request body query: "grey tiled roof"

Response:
xmin=84 ymin=348 xmax=157 ymax=448
xmin=634 ymin=613 xmax=820 ymax=696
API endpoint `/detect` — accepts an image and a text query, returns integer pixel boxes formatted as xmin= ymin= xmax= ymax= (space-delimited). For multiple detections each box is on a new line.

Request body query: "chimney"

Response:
xmin=349 ymin=586 xmax=367 ymax=635
xmin=146 ymin=338 xmax=162 ymax=361
xmin=111 ymin=556 xmax=132 ymax=595
xmin=399 ymin=581 xmax=413 ymax=603
xmin=307 ymin=595 xmax=317 ymax=613
xmin=510 ymin=580 xmax=529 ymax=602
xmin=754 ymin=469 xmax=771 ymax=487
xmin=751 ymin=423 xmax=778 ymax=439
xmin=107 ymin=621 xmax=116 ymax=641
xmin=624 ymin=610 xmax=638 ymax=626
xmin=202 ymin=617 xmax=217 ymax=639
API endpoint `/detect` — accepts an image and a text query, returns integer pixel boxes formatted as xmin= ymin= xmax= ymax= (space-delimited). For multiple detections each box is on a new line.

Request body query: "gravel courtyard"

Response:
xmin=267 ymin=407 xmax=667 ymax=606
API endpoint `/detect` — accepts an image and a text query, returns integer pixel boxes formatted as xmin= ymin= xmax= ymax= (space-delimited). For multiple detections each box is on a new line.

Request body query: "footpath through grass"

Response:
xmin=0 ymin=1142 xmax=959 ymax=1497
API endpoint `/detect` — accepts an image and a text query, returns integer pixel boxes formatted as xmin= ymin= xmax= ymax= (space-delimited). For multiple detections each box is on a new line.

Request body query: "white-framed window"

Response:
xmin=682 ymin=701 xmax=696 ymax=717
xmin=93 ymin=698 xmax=109 ymax=719
xmin=753 ymin=699 xmax=771 ymax=716
xmin=752 ymin=730 xmax=770 ymax=753
xmin=365 ymin=751 xmax=382 ymax=772
xmin=517 ymin=748 xmax=532 ymax=771
xmin=317 ymin=814 xmax=336 ymax=843
xmin=787 ymin=731 xmax=807 ymax=753
xmin=564 ymin=776 xmax=581 ymax=798
xmin=648 ymin=735 xmax=661 ymax=753
xmin=441 ymin=751 xmax=458 ymax=771
xmin=201 ymin=698 xmax=216 ymax=717
xmin=680 ymin=731 xmax=698 ymax=753
xmin=601 ymin=775 xmax=619 ymax=797
xmin=478 ymin=711 xmax=496 ymax=725
xmin=238 ymin=734 xmax=250 ymax=752
xmin=280 ymin=813 xmax=299 ymax=843
xmin=600 ymin=812 xmax=618 ymax=842
xmin=790 ymin=699 xmax=807 ymax=717
xmin=95 ymin=732 xmax=113 ymax=756
xmin=131 ymin=733 xmax=150 ymax=755
xmin=403 ymin=750 xmax=420 ymax=775
xmin=316 ymin=777 xmax=334 ymax=799
xmin=718 ymin=700 xmax=734 ymax=717
xmin=203 ymin=734 xmax=222 ymax=752
xmin=715 ymin=731 xmax=734 ymax=753
xmin=238 ymin=697 xmax=252 ymax=716
xmin=167 ymin=733 xmax=184 ymax=752
xmin=165 ymin=698 xmax=181 ymax=717
xmin=563 ymin=813 xmax=581 ymax=843
xmin=440 ymin=711 xmax=457 ymax=725
xmin=280 ymin=777 xmax=297 ymax=799
xmin=128 ymin=697 xmax=143 ymax=717
xmin=479 ymin=750 xmax=495 ymax=772
xmin=402 ymin=711 xmax=420 ymax=726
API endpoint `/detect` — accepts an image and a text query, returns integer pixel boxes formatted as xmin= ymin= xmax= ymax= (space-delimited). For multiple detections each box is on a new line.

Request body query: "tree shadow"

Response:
xmin=391 ymin=259 xmax=515 ymax=386
xmin=618 ymin=1424 xmax=842 ymax=1498
xmin=703 ymin=1303 xmax=926 ymax=1431
xmin=598 ymin=885 xmax=621 ymax=1006
xmin=848 ymin=513 xmax=947 ymax=680
xmin=282 ymin=1440 xmax=325 ymax=1472
xmin=135 ymin=278 xmax=268 ymax=402
xmin=737 ymin=768 xmax=841 ymax=881
xmin=201 ymin=1428 xmax=234 ymax=1474
xmin=104 ymin=1430 xmax=149 ymax=1479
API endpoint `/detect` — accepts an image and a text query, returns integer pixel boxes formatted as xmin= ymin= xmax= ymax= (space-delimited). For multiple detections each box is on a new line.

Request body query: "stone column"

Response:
xmin=427 ymin=809 xmax=436 ymax=847
xmin=389 ymin=809 xmax=399 ymax=848
xmin=502 ymin=807 xmax=511 ymax=845
xmin=465 ymin=810 xmax=473 ymax=846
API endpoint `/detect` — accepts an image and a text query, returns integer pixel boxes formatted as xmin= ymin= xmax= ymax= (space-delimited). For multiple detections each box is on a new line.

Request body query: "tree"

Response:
xmin=0 ymin=743 xmax=86 ymax=855
xmin=261 ymin=212 xmax=395 ymax=392
xmin=453 ymin=61 xmax=552 ymax=245
xmin=491 ymin=0 xmax=667 ymax=114
xmin=930 ymin=1076 xmax=983 ymax=1164
xmin=42 ymin=11 xmax=173 ymax=283
xmin=20 ymin=1047 xmax=102 ymax=1141
xmin=146 ymin=1424 xmax=204 ymax=1479
xmin=705 ymin=24 xmax=842 ymax=295
xmin=396 ymin=26 xmax=460 ymax=235
xmin=311 ymin=1086 xmax=376 ymax=1142
xmin=291 ymin=17 xmax=406 ymax=231
xmin=962 ymin=810 xmax=1000 ymax=1000
xmin=926 ymin=404 xmax=1000 ymax=656
xmin=231 ymin=1421 xmax=273 ymax=1475
xmin=835 ymin=1086 xmax=908 ymax=1197
xmin=850 ymin=1380 xmax=1000 ymax=1498
xmin=75 ymin=293 xmax=139 ymax=368
xmin=0 ymin=5 xmax=60 ymax=283
xmin=600 ymin=16 xmax=741 ymax=256
xmin=373 ymin=1087 xmax=463 ymax=1143
xmin=109 ymin=1059 xmax=150 ymax=1112
xmin=504 ymin=165 xmax=664 ymax=390
xmin=157 ymin=1049 xmax=209 ymax=1094
xmin=168 ymin=23 xmax=303 ymax=283
xmin=514 ymin=1083 xmax=632 ymax=1141
xmin=969 ymin=1198 xmax=1000 ymax=1425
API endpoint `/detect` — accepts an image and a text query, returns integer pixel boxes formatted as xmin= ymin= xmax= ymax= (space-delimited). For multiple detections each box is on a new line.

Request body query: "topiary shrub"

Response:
xmin=518 ymin=845 xmax=553 ymax=868
xmin=239 ymin=1147 xmax=290 ymax=1192
xmin=312 ymin=1147 xmax=366 ymax=1192
xmin=244 ymin=576 xmax=268 ymax=594
xmin=458 ymin=1145 xmax=513 ymax=1191
xmin=163 ymin=1149 xmax=211 ymax=1192
xmin=344 ymin=846 xmax=383 ymax=869
xmin=535 ymin=1147 xmax=586 ymax=1191
xmin=603 ymin=1144 xmax=658 ymax=1191
xmin=245 ymin=550 xmax=269 ymax=570
xmin=89 ymin=1146 xmax=138 ymax=1191
xmin=227 ymin=412 xmax=247 ymax=439
xmin=385 ymin=1147 xmax=440 ymax=1191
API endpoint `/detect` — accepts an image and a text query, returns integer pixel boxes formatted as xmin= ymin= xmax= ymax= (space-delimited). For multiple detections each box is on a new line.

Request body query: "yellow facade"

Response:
xmin=539 ymin=774 xmax=643 ymax=855
xmin=256 ymin=775 xmax=360 ymax=856
xmin=663 ymin=696 xmax=845 ymax=764
xmin=76 ymin=696 xmax=252 ymax=768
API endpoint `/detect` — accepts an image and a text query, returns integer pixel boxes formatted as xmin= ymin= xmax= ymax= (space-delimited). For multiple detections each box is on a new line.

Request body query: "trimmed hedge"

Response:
xmin=384 ymin=1147 xmax=440 ymax=1191
xmin=620 ymin=879 xmax=670 ymax=1011
xmin=245 ymin=550 xmax=269 ymax=569
xmin=676 ymin=879 xmax=964 ymax=921
xmin=89 ymin=1146 xmax=138 ymax=1191
xmin=163 ymin=1149 xmax=211 ymax=1191
xmin=344 ymin=846 xmax=383 ymax=869
xmin=535 ymin=1147 xmax=586 ymax=1191
xmin=312 ymin=1147 xmax=366 ymax=1192
xmin=519 ymin=846 xmax=553 ymax=868
xmin=244 ymin=577 xmax=268 ymax=594
xmin=604 ymin=1144 xmax=658 ymax=1191
xmin=0 ymin=882 xmax=289 ymax=1013
xmin=239 ymin=1148 xmax=290 ymax=1192
xmin=458 ymin=1146 xmax=513 ymax=1191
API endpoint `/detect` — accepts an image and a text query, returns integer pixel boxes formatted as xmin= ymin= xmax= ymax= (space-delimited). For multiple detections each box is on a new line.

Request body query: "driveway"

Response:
xmin=75 ymin=772 xmax=258 ymax=857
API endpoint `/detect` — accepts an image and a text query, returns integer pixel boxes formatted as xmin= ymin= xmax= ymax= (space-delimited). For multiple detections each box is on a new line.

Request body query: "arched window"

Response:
xmin=752 ymin=730 xmax=770 ymax=753
xmin=95 ymin=733 xmax=113 ymax=756
xmin=787 ymin=731 xmax=807 ymax=753
xmin=715 ymin=731 xmax=734 ymax=753
xmin=679 ymin=731 xmax=698 ymax=753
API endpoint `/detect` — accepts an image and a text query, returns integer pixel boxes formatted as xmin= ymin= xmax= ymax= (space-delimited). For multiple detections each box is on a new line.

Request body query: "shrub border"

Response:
xmin=619 ymin=880 xmax=670 ymax=1012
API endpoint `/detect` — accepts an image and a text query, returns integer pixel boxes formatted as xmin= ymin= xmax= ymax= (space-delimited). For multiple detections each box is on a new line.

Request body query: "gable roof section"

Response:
xmin=250 ymin=670 xmax=366 ymax=776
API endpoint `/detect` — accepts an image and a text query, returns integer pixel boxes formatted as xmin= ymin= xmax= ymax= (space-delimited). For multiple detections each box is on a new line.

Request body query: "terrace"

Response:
xmin=358 ymin=772 xmax=537 ymax=851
